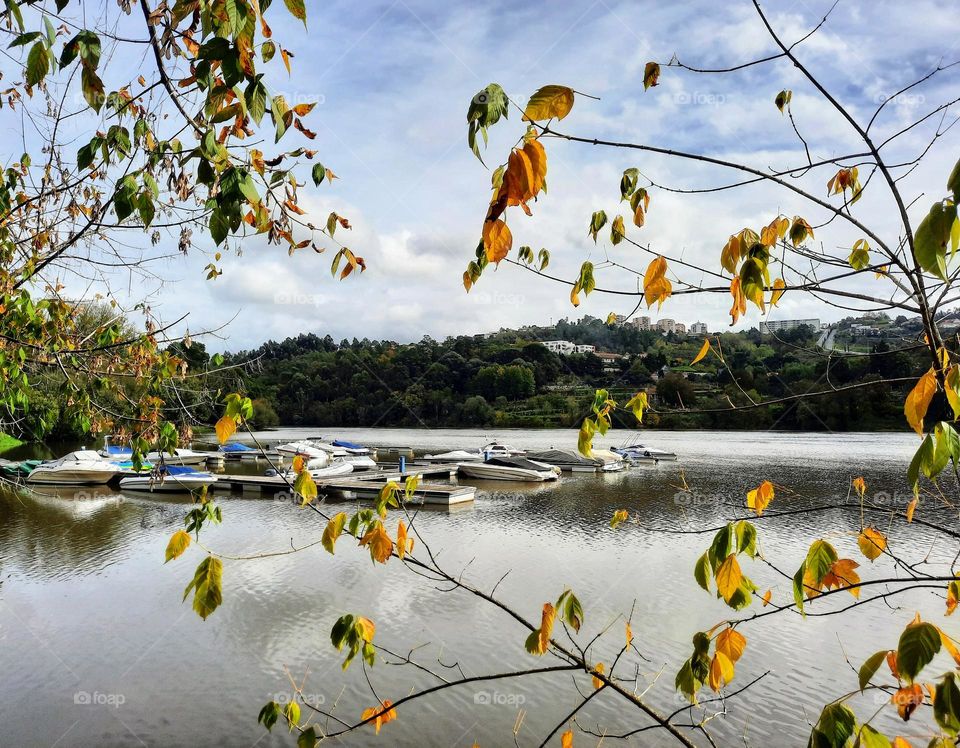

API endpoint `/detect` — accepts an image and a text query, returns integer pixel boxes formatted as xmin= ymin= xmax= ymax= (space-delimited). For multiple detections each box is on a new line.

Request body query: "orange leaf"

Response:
xmin=893 ymin=683 xmax=923 ymax=721
xmin=716 ymin=627 xmax=746 ymax=663
xmin=396 ymin=520 xmax=413 ymax=559
xmin=708 ymin=650 xmax=734 ymax=691
xmin=762 ymin=589 xmax=772 ymax=606
xmin=852 ymin=477 xmax=866 ymax=498
xmin=592 ymin=662 xmax=605 ymax=690
xmin=561 ymin=730 xmax=573 ymax=748
xmin=482 ymin=219 xmax=512 ymax=264
xmin=359 ymin=523 xmax=394 ymax=564
xmin=857 ymin=527 xmax=886 ymax=561
xmin=215 ymin=415 xmax=237 ymax=444
xmin=906 ymin=497 xmax=918 ymax=523
xmin=746 ymin=480 xmax=774 ymax=516
xmin=904 ymin=368 xmax=937 ymax=435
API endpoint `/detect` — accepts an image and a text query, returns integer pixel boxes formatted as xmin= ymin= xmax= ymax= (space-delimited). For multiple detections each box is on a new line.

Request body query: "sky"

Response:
xmin=18 ymin=0 xmax=960 ymax=351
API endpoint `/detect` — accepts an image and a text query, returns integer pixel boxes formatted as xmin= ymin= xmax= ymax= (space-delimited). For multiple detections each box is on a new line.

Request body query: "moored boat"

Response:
xmin=146 ymin=447 xmax=211 ymax=466
xmin=479 ymin=441 xmax=526 ymax=457
xmin=423 ymin=449 xmax=483 ymax=463
xmin=280 ymin=459 xmax=354 ymax=481
xmin=592 ymin=449 xmax=627 ymax=472
xmin=27 ymin=450 xmax=120 ymax=485
xmin=119 ymin=465 xmax=217 ymax=492
xmin=457 ymin=456 xmax=558 ymax=482
xmin=614 ymin=438 xmax=677 ymax=463
xmin=526 ymin=448 xmax=602 ymax=472
xmin=275 ymin=441 xmax=330 ymax=462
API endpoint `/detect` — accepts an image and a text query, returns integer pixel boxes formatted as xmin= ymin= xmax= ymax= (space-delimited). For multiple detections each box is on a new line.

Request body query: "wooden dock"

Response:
xmin=210 ymin=468 xmax=472 ymax=506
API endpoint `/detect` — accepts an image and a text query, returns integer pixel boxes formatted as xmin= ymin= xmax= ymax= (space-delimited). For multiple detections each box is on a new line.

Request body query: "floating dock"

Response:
xmin=210 ymin=466 xmax=472 ymax=506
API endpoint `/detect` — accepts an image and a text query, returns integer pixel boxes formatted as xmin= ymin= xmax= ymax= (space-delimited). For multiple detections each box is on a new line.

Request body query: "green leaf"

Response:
xmin=257 ymin=701 xmax=281 ymax=731
xmin=588 ymin=210 xmax=607 ymax=242
xmin=9 ymin=31 xmax=40 ymax=49
xmin=735 ymin=520 xmax=757 ymax=558
xmin=245 ymin=79 xmax=267 ymax=125
xmin=896 ymin=620 xmax=941 ymax=682
xmin=262 ymin=40 xmax=276 ymax=63
xmin=855 ymin=725 xmax=891 ymax=748
xmin=858 ymin=649 xmax=888 ymax=692
xmin=25 ymin=41 xmax=49 ymax=87
xmin=81 ymin=66 xmax=105 ymax=112
xmin=182 ymin=555 xmax=223 ymax=620
xmin=555 ymin=589 xmax=584 ymax=633
xmin=694 ymin=552 xmax=711 ymax=592
xmin=283 ymin=701 xmax=300 ymax=731
xmin=935 ymin=672 xmax=960 ymax=736
xmin=466 ymin=83 xmax=508 ymax=163
xmin=809 ymin=702 xmax=856 ymax=748
xmin=915 ymin=201 xmax=957 ymax=282
xmin=283 ymin=0 xmax=307 ymax=24
xmin=804 ymin=539 xmax=838 ymax=587
xmin=948 ymin=156 xmax=960 ymax=203
xmin=311 ymin=163 xmax=326 ymax=186
xmin=297 ymin=726 xmax=318 ymax=748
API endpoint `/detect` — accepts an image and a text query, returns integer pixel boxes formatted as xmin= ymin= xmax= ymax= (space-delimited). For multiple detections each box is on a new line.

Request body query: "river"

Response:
xmin=0 ymin=428 xmax=944 ymax=747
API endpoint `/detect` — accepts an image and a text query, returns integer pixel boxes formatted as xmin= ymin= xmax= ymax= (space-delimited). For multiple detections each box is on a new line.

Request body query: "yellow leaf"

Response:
xmin=892 ymin=737 xmax=913 ymax=748
xmin=359 ymin=522 xmax=394 ymax=564
xmin=857 ymin=527 xmax=886 ymax=561
xmin=321 ymin=512 xmax=347 ymax=554
xmin=360 ymin=700 xmax=396 ymax=734
xmin=292 ymin=455 xmax=305 ymax=474
xmin=643 ymin=256 xmax=672 ymax=309
xmin=852 ymin=477 xmax=866 ymax=498
xmin=164 ymin=529 xmax=191 ymax=563
xmin=293 ymin=469 xmax=317 ymax=506
xmin=715 ymin=554 xmax=742 ymax=603
xmin=762 ymin=589 xmax=772 ymax=606
xmin=592 ymin=662 xmax=605 ymax=690
xmin=356 ymin=616 xmax=376 ymax=642
xmin=625 ymin=621 xmax=633 ymax=648
xmin=691 ymin=338 xmax=711 ymax=365
xmin=946 ymin=365 xmax=960 ymax=421
xmin=396 ymin=519 xmax=413 ymax=559
xmin=482 ymin=219 xmax=512 ymax=264
xmin=823 ymin=558 xmax=860 ymax=597
xmin=610 ymin=509 xmax=629 ymax=529
xmin=746 ymin=480 xmax=774 ymax=516
xmin=940 ymin=627 xmax=960 ymax=665
xmin=906 ymin=497 xmax=918 ymax=523
xmin=561 ymin=730 xmax=574 ymax=748
xmin=708 ymin=650 xmax=734 ymax=691
xmin=525 ymin=602 xmax=556 ymax=655
xmin=716 ymin=627 xmax=746 ymax=663
xmin=522 ymin=85 xmax=575 ymax=122
xmin=904 ymin=368 xmax=937 ymax=436
xmin=771 ymin=278 xmax=786 ymax=306
xmin=215 ymin=415 xmax=237 ymax=444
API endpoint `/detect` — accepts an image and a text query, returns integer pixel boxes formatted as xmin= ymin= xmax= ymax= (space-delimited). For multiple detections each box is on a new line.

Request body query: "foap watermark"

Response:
xmin=674 ymin=91 xmax=727 ymax=107
xmin=473 ymin=690 xmax=526 ymax=707
xmin=271 ymin=691 xmax=326 ymax=706
xmin=74 ymin=691 xmax=125 ymax=708
xmin=273 ymin=291 xmax=324 ymax=307
xmin=469 ymin=290 xmax=526 ymax=307
xmin=673 ymin=490 xmax=719 ymax=508
xmin=874 ymin=92 xmax=926 ymax=108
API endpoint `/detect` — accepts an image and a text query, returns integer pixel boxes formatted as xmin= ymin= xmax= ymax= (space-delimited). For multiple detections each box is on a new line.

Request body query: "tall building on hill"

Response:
xmin=759 ymin=319 xmax=821 ymax=333
xmin=689 ymin=321 xmax=708 ymax=335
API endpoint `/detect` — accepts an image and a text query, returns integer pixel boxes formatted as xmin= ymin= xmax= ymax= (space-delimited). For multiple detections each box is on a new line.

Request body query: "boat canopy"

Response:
xmin=162 ymin=465 xmax=203 ymax=476
xmin=332 ymin=439 xmax=365 ymax=450
xmin=527 ymin=449 xmax=600 ymax=466
xmin=103 ymin=444 xmax=132 ymax=455
xmin=485 ymin=456 xmax=551 ymax=471
xmin=220 ymin=443 xmax=256 ymax=453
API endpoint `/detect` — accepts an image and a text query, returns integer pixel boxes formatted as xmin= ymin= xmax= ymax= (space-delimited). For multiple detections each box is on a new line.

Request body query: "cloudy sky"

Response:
xmin=27 ymin=0 xmax=960 ymax=350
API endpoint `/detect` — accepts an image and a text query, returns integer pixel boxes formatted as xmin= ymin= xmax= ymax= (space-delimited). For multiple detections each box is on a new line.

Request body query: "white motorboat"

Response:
xmin=423 ymin=449 xmax=483 ymax=463
xmin=302 ymin=439 xmax=376 ymax=470
xmin=27 ymin=450 xmax=120 ymax=485
xmin=614 ymin=438 xmax=677 ymax=463
xmin=99 ymin=435 xmax=133 ymax=460
xmin=457 ymin=456 xmax=558 ymax=482
xmin=480 ymin=441 xmax=526 ymax=457
xmin=275 ymin=441 xmax=330 ymax=463
xmin=526 ymin=448 xmax=602 ymax=472
xmin=119 ymin=465 xmax=218 ymax=493
xmin=280 ymin=459 xmax=354 ymax=481
xmin=592 ymin=449 xmax=627 ymax=472
xmin=146 ymin=447 xmax=211 ymax=466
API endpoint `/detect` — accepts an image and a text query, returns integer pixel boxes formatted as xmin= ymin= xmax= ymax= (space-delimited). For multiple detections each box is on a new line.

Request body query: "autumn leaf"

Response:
xmin=643 ymin=256 xmax=672 ymax=309
xmin=396 ymin=520 xmax=413 ymax=559
xmin=610 ymin=509 xmax=629 ymax=529
xmin=716 ymin=628 xmax=746 ymax=663
xmin=592 ymin=662 xmax=605 ymax=690
xmin=359 ymin=522 xmax=394 ymax=564
xmin=482 ymin=219 xmax=512 ymax=264
xmin=762 ymin=589 xmax=772 ymax=606
xmin=774 ymin=89 xmax=792 ymax=113
xmin=524 ymin=602 xmax=556 ymax=655
xmin=561 ymin=730 xmax=573 ymax=748
xmin=361 ymin=700 xmax=396 ymax=734
xmin=322 ymin=512 xmax=347 ymax=554
xmin=823 ymin=558 xmax=860 ymax=597
xmin=857 ymin=527 xmax=886 ymax=561
xmin=522 ymin=85 xmax=574 ymax=122
xmin=746 ymin=480 xmax=774 ymax=516
xmin=904 ymin=368 xmax=937 ymax=436
xmin=215 ymin=415 xmax=237 ymax=444
xmin=165 ymin=529 xmax=191 ymax=562
xmin=691 ymin=338 xmax=711 ymax=365
xmin=715 ymin=554 xmax=742 ymax=603
xmin=771 ymin=278 xmax=786 ymax=306
xmin=906 ymin=497 xmax=918 ymax=523
xmin=852 ymin=476 xmax=866 ymax=498
xmin=708 ymin=650 xmax=734 ymax=691
xmin=893 ymin=683 xmax=924 ymax=721
xmin=643 ymin=62 xmax=660 ymax=90
xmin=625 ymin=622 xmax=633 ymax=648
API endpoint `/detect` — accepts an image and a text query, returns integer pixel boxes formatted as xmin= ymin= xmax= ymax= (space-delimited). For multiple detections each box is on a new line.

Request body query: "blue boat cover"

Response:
xmin=220 ymin=443 xmax=255 ymax=453
xmin=332 ymin=440 xmax=365 ymax=450
xmin=162 ymin=465 xmax=202 ymax=476
xmin=105 ymin=445 xmax=132 ymax=455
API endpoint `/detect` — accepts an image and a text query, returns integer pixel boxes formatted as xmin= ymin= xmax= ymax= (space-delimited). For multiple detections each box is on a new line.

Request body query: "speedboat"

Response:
xmin=614 ymin=438 xmax=677 ymax=463
xmin=592 ymin=449 xmax=627 ymax=472
xmin=146 ymin=447 xmax=210 ymax=466
xmin=0 ymin=458 xmax=43 ymax=478
xmin=119 ymin=465 xmax=218 ymax=492
xmin=275 ymin=441 xmax=330 ymax=462
xmin=424 ymin=449 xmax=483 ymax=463
xmin=457 ymin=456 xmax=558 ymax=482
xmin=99 ymin=435 xmax=132 ymax=460
xmin=279 ymin=459 xmax=354 ymax=481
xmin=302 ymin=439 xmax=376 ymax=470
xmin=480 ymin=441 xmax=526 ymax=457
xmin=27 ymin=450 xmax=120 ymax=485
xmin=526 ymin=448 xmax=602 ymax=473
xmin=331 ymin=439 xmax=377 ymax=459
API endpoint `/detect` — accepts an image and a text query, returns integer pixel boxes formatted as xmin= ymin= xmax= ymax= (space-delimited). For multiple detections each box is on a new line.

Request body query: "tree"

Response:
xmin=656 ymin=372 xmax=695 ymax=407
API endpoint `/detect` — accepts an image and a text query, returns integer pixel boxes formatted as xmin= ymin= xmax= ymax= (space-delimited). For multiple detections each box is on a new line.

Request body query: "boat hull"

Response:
xmin=27 ymin=469 xmax=116 ymax=485
xmin=456 ymin=463 xmax=557 ymax=482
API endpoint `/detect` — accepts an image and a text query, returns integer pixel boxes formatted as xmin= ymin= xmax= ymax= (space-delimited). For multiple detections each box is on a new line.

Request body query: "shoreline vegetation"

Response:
xmin=184 ymin=312 xmax=925 ymax=434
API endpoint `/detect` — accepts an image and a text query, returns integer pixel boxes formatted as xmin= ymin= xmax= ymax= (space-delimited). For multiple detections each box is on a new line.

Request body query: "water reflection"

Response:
xmin=0 ymin=430 xmax=944 ymax=747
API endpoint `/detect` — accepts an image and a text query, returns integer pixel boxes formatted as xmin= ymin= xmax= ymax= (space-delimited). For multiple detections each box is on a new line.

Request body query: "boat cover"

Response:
xmin=527 ymin=449 xmax=599 ymax=466
xmin=104 ymin=445 xmax=132 ymax=455
xmin=332 ymin=440 xmax=365 ymax=450
xmin=221 ymin=443 xmax=255 ymax=453
xmin=485 ymin=456 xmax=551 ymax=471
xmin=162 ymin=465 xmax=204 ymax=476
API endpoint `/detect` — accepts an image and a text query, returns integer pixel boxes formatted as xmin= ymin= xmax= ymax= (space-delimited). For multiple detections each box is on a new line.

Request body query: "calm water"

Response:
xmin=0 ymin=429 xmax=945 ymax=747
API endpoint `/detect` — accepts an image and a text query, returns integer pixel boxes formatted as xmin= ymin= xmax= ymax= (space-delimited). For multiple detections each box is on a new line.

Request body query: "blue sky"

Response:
xmin=20 ymin=0 xmax=960 ymax=350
